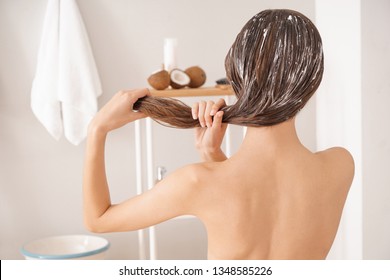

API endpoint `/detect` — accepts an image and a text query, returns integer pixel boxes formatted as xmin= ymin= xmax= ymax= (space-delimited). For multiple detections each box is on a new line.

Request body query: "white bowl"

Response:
xmin=21 ymin=235 xmax=110 ymax=260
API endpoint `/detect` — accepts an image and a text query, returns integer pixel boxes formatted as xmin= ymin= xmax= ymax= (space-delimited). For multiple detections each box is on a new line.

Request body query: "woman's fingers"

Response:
xmin=204 ymin=101 xmax=214 ymax=127
xmin=210 ymin=98 xmax=227 ymax=116
xmin=191 ymin=102 xmax=199 ymax=120
xmin=212 ymin=111 xmax=224 ymax=129
xmin=192 ymin=98 xmax=227 ymax=128
xmin=118 ymin=88 xmax=150 ymax=107
xmin=197 ymin=101 xmax=207 ymax=127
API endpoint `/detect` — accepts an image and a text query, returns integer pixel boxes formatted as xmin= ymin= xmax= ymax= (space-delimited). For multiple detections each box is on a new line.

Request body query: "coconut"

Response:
xmin=147 ymin=69 xmax=170 ymax=90
xmin=170 ymin=69 xmax=190 ymax=89
xmin=185 ymin=66 xmax=206 ymax=88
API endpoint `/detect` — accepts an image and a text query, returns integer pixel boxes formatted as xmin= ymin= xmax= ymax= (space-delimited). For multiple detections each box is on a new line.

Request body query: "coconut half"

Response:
xmin=170 ymin=69 xmax=190 ymax=89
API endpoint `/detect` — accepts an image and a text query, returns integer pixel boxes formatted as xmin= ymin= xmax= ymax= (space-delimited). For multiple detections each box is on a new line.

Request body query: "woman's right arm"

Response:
xmin=83 ymin=89 xmax=200 ymax=233
xmin=192 ymin=99 xmax=228 ymax=162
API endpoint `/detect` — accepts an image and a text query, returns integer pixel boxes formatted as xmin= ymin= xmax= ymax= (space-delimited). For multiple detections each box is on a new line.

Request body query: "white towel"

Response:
xmin=31 ymin=0 xmax=102 ymax=145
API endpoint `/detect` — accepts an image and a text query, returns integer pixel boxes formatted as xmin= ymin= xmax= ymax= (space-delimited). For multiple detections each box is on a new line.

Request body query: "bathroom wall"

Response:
xmin=0 ymin=0 xmax=316 ymax=259
xmin=315 ymin=0 xmax=363 ymax=259
xmin=361 ymin=0 xmax=390 ymax=259
xmin=315 ymin=0 xmax=390 ymax=259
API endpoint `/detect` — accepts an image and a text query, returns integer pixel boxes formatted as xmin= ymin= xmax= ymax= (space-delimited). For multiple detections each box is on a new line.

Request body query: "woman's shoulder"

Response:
xmin=316 ymin=147 xmax=354 ymax=167
xmin=315 ymin=147 xmax=355 ymax=190
xmin=182 ymin=161 xmax=223 ymax=181
xmin=168 ymin=161 xmax=221 ymax=186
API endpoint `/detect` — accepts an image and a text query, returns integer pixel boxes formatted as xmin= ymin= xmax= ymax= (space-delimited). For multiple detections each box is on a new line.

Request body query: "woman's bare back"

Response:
xmin=191 ymin=133 xmax=354 ymax=260
xmin=83 ymin=90 xmax=354 ymax=260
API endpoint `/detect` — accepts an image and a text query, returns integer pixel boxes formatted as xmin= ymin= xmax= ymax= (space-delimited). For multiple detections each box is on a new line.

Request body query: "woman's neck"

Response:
xmin=235 ymin=118 xmax=305 ymax=159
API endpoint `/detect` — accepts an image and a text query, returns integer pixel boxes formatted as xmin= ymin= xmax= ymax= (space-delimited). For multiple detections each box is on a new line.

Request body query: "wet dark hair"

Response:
xmin=134 ymin=9 xmax=324 ymax=128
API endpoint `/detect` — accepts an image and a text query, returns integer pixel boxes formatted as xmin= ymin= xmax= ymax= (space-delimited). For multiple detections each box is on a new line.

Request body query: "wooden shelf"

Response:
xmin=149 ymin=86 xmax=234 ymax=98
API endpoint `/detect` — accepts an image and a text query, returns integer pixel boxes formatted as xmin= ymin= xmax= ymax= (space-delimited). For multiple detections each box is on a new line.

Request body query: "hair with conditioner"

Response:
xmin=134 ymin=9 xmax=324 ymax=128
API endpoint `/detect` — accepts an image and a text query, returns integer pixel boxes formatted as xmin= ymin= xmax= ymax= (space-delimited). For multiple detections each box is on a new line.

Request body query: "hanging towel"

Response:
xmin=31 ymin=0 xmax=102 ymax=145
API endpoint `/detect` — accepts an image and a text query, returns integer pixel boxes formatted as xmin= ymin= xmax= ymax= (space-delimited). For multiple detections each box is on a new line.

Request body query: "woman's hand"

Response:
xmin=89 ymin=89 xmax=149 ymax=135
xmin=192 ymin=98 xmax=228 ymax=162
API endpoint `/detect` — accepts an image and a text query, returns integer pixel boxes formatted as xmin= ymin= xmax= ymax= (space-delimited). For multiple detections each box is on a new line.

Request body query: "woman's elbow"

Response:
xmin=84 ymin=217 xmax=108 ymax=234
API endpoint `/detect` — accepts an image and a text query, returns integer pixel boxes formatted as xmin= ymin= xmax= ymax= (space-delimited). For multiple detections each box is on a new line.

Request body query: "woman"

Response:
xmin=83 ymin=9 xmax=354 ymax=259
